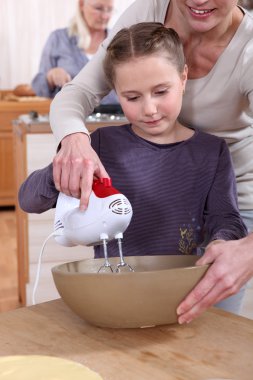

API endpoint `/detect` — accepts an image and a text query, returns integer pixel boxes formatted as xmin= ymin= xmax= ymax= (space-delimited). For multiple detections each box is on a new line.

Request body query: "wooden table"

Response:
xmin=0 ymin=299 xmax=252 ymax=380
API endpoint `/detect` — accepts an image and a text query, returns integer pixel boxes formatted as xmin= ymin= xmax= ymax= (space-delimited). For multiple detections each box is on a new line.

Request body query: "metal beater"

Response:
xmin=98 ymin=233 xmax=133 ymax=273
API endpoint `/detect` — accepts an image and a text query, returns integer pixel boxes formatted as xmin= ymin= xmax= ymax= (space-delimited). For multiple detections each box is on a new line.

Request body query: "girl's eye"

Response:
xmin=127 ymin=96 xmax=139 ymax=102
xmin=155 ymin=89 xmax=168 ymax=95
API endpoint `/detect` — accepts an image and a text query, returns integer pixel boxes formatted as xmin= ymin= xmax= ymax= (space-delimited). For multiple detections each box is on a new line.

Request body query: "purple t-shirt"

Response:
xmin=18 ymin=125 xmax=247 ymax=257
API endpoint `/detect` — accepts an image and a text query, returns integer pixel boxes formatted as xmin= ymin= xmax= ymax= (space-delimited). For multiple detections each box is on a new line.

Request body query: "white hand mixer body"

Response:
xmin=54 ymin=178 xmax=133 ymax=272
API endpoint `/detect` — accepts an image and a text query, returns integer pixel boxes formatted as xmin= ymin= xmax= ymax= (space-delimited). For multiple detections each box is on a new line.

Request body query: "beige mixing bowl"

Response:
xmin=52 ymin=255 xmax=209 ymax=328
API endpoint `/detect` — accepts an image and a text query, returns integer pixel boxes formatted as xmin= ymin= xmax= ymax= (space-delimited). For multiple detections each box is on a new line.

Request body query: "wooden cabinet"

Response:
xmin=0 ymin=95 xmax=51 ymax=206
xmin=0 ymin=131 xmax=14 ymax=205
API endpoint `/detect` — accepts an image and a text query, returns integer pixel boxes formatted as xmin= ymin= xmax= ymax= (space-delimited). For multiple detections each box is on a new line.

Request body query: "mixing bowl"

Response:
xmin=52 ymin=255 xmax=209 ymax=328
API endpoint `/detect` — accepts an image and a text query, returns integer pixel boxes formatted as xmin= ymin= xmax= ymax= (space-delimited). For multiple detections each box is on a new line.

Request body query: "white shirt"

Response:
xmin=50 ymin=0 xmax=253 ymax=209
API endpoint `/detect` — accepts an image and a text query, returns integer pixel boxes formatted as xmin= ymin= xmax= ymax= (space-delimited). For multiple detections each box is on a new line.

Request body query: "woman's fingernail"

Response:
xmin=178 ymin=317 xmax=185 ymax=325
xmin=178 ymin=317 xmax=192 ymax=325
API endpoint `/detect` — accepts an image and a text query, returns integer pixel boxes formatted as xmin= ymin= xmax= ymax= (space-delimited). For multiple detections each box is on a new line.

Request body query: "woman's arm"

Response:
xmin=18 ymin=163 xmax=59 ymax=213
xmin=50 ymin=0 xmax=149 ymax=144
xmin=49 ymin=0 xmax=156 ymax=208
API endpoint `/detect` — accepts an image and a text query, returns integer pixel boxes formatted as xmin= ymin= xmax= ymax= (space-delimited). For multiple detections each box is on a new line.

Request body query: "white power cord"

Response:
xmin=32 ymin=230 xmax=61 ymax=305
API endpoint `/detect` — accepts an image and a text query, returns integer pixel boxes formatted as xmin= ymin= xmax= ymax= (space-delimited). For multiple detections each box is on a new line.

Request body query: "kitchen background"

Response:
xmin=0 ymin=0 xmax=253 ymax=318
xmin=0 ymin=4 xmax=253 ymax=378
xmin=0 ymin=0 xmax=135 ymax=89
xmin=1 ymin=0 xmax=252 ymax=89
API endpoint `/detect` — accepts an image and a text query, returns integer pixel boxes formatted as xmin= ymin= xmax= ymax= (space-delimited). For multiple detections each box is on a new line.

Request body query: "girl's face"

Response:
xmin=81 ymin=0 xmax=114 ymax=31
xmin=170 ymin=0 xmax=238 ymax=33
xmin=114 ymin=55 xmax=187 ymax=144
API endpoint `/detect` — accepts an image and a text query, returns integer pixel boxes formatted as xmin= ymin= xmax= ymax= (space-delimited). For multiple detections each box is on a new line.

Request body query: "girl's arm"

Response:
xmin=204 ymin=140 xmax=247 ymax=242
xmin=18 ymin=163 xmax=59 ymax=213
xmin=177 ymin=140 xmax=249 ymax=323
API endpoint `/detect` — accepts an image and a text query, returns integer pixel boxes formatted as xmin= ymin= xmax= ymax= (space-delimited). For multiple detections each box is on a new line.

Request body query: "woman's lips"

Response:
xmin=188 ymin=6 xmax=215 ymax=18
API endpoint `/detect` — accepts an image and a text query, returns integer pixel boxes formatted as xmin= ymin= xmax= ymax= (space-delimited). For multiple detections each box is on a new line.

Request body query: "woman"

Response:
xmin=32 ymin=0 xmax=117 ymax=104
xmin=49 ymin=0 xmax=253 ymax=323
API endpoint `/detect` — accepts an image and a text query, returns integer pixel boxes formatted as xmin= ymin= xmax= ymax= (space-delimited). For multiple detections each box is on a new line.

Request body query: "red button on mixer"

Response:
xmin=92 ymin=178 xmax=119 ymax=198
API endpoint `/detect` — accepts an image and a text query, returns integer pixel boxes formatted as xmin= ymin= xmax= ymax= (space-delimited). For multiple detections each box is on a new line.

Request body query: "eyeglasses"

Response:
xmin=87 ymin=2 xmax=114 ymax=15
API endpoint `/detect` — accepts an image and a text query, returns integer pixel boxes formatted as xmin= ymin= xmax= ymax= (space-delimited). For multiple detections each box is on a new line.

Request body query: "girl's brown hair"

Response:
xmin=103 ymin=22 xmax=185 ymax=89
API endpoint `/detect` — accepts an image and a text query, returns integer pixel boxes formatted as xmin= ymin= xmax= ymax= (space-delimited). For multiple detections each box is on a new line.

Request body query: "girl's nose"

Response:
xmin=143 ymin=100 xmax=157 ymax=116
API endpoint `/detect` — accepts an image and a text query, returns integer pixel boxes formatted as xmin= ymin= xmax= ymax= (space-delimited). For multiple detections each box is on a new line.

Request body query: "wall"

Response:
xmin=0 ymin=0 xmax=134 ymax=89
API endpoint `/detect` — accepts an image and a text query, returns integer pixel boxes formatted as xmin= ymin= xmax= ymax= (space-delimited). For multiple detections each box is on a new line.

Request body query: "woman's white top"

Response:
xmin=50 ymin=0 xmax=253 ymax=210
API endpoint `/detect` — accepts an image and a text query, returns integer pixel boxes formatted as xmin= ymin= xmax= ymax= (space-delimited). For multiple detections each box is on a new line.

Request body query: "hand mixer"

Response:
xmin=54 ymin=178 xmax=134 ymax=273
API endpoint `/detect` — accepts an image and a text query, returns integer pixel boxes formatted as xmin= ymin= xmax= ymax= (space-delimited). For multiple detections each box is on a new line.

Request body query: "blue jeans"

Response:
xmin=215 ymin=210 xmax=253 ymax=314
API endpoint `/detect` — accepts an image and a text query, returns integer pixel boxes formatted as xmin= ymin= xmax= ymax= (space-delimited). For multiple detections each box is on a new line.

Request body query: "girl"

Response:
xmin=19 ymin=23 xmax=247 ymax=318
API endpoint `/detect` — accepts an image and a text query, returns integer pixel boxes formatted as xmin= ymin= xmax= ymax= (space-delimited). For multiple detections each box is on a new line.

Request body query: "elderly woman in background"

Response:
xmin=32 ymin=0 xmax=117 ymax=103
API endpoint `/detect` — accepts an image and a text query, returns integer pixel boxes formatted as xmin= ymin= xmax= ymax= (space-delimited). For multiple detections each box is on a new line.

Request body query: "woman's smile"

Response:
xmin=188 ymin=6 xmax=216 ymax=18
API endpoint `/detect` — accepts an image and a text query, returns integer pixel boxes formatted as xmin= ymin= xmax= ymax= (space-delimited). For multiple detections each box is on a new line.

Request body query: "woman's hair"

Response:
xmin=103 ymin=22 xmax=186 ymax=89
xmin=238 ymin=0 xmax=253 ymax=10
xmin=68 ymin=1 xmax=91 ymax=50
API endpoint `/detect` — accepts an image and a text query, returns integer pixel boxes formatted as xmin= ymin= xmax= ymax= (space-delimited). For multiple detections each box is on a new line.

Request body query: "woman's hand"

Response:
xmin=46 ymin=67 xmax=71 ymax=88
xmin=176 ymin=234 xmax=253 ymax=323
xmin=53 ymin=133 xmax=109 ymax=210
